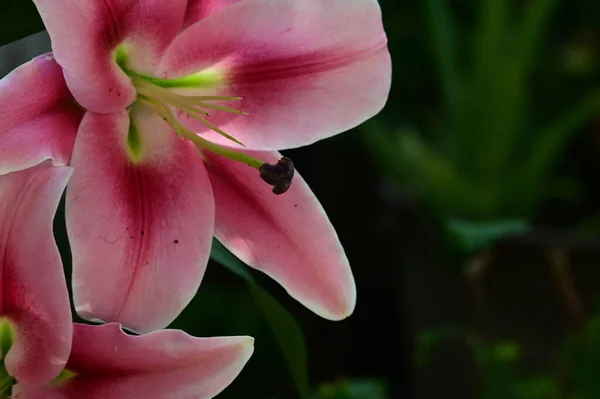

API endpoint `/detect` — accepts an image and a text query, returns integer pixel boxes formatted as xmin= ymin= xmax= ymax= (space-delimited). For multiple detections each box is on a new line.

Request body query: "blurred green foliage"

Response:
xmin=417 ymin=304 xmax=600 ymax=399
xmin=211 ymin=240 xmax=311 ymax=399
xmin=367 ymin=0 xmax=600 ymax=254
xmin=376 ymin=0 xmax=600 ymax=397
xmin=447 ymin=218 xmax=529 ymax=254
xmin=416 ymin=328 xmax=561 ymax=399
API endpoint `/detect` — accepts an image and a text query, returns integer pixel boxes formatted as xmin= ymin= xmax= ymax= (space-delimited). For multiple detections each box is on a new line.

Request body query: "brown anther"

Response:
xmin=259 ymin=157 xmax=294 ymax=195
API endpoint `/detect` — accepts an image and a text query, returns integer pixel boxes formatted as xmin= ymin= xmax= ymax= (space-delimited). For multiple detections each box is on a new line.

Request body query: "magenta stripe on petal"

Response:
xmin=161 ymin=0 xmax=391 ymax=151
xmin=66 ymin=107 xmax=214 ymax=333
xmin=0 ymin=54 xmax=80 ymax=175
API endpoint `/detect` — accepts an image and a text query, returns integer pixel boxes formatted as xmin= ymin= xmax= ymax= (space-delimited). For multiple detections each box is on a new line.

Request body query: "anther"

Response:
xmin=259 ymin=157 xmax=295 ymax=195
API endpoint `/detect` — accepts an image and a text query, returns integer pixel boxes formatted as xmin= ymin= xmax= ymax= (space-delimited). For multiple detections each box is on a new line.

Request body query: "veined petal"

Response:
xmin=0 ymin=54 xmax=80 ymax=175
xmin=14 ymin=323 xmax=253 ymax=399
xmin=66 ymin=106 xmax=215 ymax=334
xmin=206 ymin=151 xmax=356 ymax=320
xmin=32 ymin=0 xmax=189 ymax=113
xmin=160 ymin=0 xmax=391 ymax=150
xmin=0 ymin=163 xmax=72 ymax=385
xmin=182 ymin=0 xmax=244 ymax=28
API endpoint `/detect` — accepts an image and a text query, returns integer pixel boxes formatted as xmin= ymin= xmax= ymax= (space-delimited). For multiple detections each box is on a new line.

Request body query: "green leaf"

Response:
xmin=469 ymin=0 xmax=512 ymax=175
xmin=423 ymin=0 xmax=463 ymax=121
xmin=525 ymin=89 xmax=600 ymax=181
xmin=250 ymin=283 xmax=311 ymax=399
xmin=447 ymin=218 xmax=529 ymax=254
xmin=513 ymin=0 xmax=557 ymax=75
xmin=210 ymin=240 xmax=311 ymax=399
xmin=395 ymin=133 xmax=493 ymax=217
xmin=0 ymin=0 xmax=44 ymax=47
xmin=210 ymin=239 xmax=252 ymax=280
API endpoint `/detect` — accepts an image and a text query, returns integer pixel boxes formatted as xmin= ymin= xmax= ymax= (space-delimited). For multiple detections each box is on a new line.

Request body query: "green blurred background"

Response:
xmin=4 ymin=0 xmax=600 ymax=398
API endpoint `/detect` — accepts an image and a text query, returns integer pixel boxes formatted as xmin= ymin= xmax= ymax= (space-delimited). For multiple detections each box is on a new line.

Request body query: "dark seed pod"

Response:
xmin=259 ymin=157 xmax=294 ymax=195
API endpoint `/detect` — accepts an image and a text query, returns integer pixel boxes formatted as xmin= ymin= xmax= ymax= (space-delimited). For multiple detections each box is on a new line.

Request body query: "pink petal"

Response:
xmin=32 ymin=0 xmax=189 ymax=113
xmin=66 ymin=106 xmax=215 ymax=333
xmin=182 ymin=0 xmax=244 ymax=28
xmin=0 ymin=54 xmax=80 ymax=175
xmin=11 ymin=388 xmax=66 ymax=399
xmin=14 ymin=323 xmax=253 ymax=399
xmin=0 ymin=163 xmax=72 ymax=385
xmin=160 ymin=0 xmax=391 ymax=150
xmin=206 ymin=151 xmax=356 ymax=320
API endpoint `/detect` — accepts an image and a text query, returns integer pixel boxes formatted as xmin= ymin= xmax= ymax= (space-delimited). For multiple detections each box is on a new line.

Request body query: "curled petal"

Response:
xmin=0 ymin=54 xmax=80 ymax=175
xmin=161 ymin=0 xmax=391 ymax=150
xmin=206 ymin=151 xmax=356 ymax=320
xmin=182 ymin=0 xmax=244 ymax=28
xmin=32 ymin=0 xmax=189 ymax=112
xmin=66 ymin=107 xmax=214 ymax=333
xmin=0 ymin=163 xmax=72 ymax=385
xmin=14 ymin=323 xmax=254 ymax=399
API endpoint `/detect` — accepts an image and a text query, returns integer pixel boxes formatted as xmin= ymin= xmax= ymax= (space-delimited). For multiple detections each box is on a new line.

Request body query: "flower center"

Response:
xmin=0 ymin=319 xmax=14 ymax=399
xmin=126 ymin=72 xmax=294 ymax=194
xmin=0 ymin=319 xmax=76 ymax=397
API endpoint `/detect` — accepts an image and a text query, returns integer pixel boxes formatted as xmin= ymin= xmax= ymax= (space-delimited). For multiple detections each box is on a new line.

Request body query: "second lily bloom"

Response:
xmin=0 ymin=164 xmax=253 ymax=398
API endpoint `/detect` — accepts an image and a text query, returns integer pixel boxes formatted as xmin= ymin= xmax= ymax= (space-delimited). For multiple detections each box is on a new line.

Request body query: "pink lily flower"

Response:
xmin=0 ymin=162 xmax=253 ymax=398
xmin=13 ymin=323 xmax=254 ymax=399
xmin=3 ymin=0 xmax=391 ymax=333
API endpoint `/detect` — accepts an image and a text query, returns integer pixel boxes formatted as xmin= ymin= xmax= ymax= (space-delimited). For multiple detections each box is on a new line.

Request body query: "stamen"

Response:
xmin=132 ymin=77 xmax=246 ymax=146
xmin=186 ymin=96 xmax=244 ymax=101
xmin=196 ymin=102 xmax=248 ymax=115
xmin=173 ymin=104 xmax=245 ymax=147
xmin=139 ymin=97 xmax=263 ymax=169
xmin=259 ymin=157 xmax=295 ymax=195
xmin=136 ymin=83 xmax=210 ymax=116
xmin=138 ymin=96 xmax=184 ymax=138
xmin=132 ymin=76 xmax=295 ymax=194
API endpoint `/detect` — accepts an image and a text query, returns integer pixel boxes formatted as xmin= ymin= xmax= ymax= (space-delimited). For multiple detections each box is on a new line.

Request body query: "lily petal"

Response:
xmin=32 ymin=0 xmax=189 ymax=113
xmin=0 ymin=163 xmax=72 ymax=385
xmin=206 ymin=151 xmax=356 ymax=320
xmin=14 ymin=323 xmax=254 ymax=399
xmin=161 ymin=0 xmax=391 ymax=150
xmin=182 ymin=0 xmax=243 ymax=28
xmin=0 ymin=54 xmax=80 ymax=175
xmin=66 ymin=106 xmax=214 ymax=333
